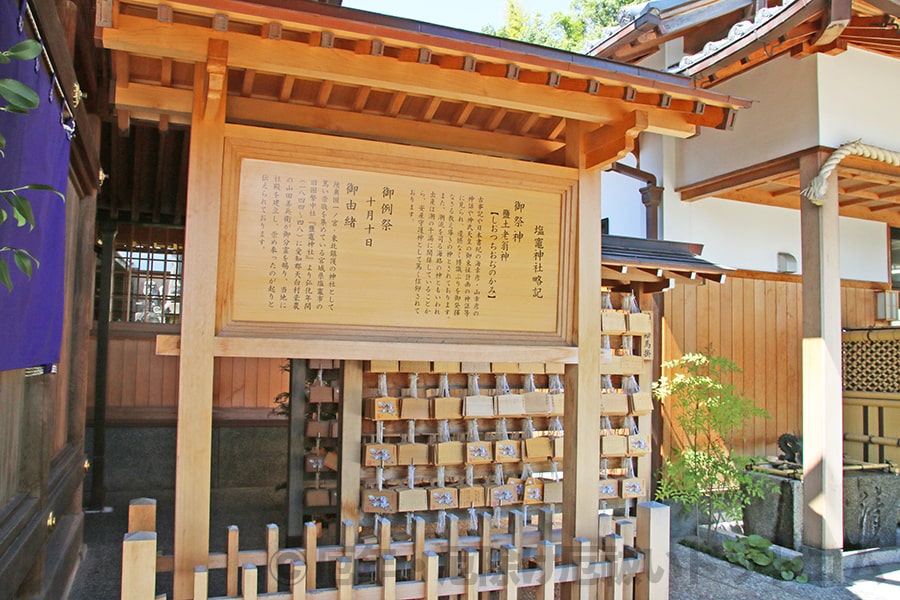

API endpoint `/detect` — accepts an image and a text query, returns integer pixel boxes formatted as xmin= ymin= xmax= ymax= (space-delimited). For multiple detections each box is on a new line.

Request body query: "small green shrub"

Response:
xmin=654 ymin=352 xmax=770 ymax=541
xmin=722 ymin=534 xmax=808 ymax=583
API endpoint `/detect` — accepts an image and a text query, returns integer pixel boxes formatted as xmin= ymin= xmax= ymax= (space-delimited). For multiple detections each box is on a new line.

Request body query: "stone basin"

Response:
xmin=743 ymin=470 xmax=900 ymax=550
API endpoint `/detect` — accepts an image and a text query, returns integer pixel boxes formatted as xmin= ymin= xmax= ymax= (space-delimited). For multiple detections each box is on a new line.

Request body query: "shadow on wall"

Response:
xmin=83 ymin=426 xmax=288 ymax=491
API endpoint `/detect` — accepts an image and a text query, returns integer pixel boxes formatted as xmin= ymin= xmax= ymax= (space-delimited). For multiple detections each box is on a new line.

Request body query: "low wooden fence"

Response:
xmin=121 ymin=498 xmax=670 ymax=599
xmin=842 ymin=329 xmax=900 ymax=466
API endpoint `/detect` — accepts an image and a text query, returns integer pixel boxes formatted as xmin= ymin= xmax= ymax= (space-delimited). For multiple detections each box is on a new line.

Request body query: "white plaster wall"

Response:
xmin=817 ymin=47 xmax=900 ymax=149
xmin=600 ymin=153 xmax=649 ymax=238
xmin=660 ymin=191 xmax=887 ymax=281
xmin=675 ymin=53 xmax=820 ymax=188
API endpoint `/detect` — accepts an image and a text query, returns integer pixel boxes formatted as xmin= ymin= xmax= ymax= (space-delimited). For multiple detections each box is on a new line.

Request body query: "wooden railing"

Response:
xmin=121 ymin=498 xmax=670 ymax=599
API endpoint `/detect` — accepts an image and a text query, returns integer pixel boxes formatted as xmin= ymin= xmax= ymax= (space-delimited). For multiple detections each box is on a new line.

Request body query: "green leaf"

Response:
xmin=5 ymin=40 xmax=42 ymax=61
xmin=796 ymin=573 xmax=809 ymax=584
xmin=747 ymin=534 xmax=771 ymax=548
xmin=751 ymin=551 xmax=774 ymax=566
xmin=0 ymin=206 xmax=6 ymax=225
xmin=781 ymin=570 xmax=794 ymax=580
xmin=20 ymin=183 xmax=65 ymax=202
xmin=13 ymin=250 xmax=34 ymax=279
xmin=0 ymin=129 xmax=5 ymax=153
xmin=0 ymin=78 xmax=39 ymax=111
xmin=10 ymin=193 xmax=35 ymax=229
xmin=0 ymin=104 xmax=30 ymax=114
xmin=0 ymin=260 xmax=10 ymax=291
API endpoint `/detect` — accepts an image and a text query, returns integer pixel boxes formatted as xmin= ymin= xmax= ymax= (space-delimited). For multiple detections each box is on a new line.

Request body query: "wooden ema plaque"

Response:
xmin=226 ymin=139 xmax=568 ymax=338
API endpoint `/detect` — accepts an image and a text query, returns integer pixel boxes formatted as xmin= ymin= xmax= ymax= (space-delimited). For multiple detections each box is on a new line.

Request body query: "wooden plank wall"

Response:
xmin=0 ymin=369 xmax=25 ymax=507
xmin=87 ymin=327 xmax=289 ymax=422
xmin=662 ymin=272 xmax=881 ymax=457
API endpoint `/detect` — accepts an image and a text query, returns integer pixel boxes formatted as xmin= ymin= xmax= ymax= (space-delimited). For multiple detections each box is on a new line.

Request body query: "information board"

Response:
xmin=232 ymin=158 xmax=563 ymax=333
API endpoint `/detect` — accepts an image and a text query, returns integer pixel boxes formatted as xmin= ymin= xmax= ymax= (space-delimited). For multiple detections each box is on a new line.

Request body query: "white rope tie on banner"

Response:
xmin=803 ymin=140 xmax=900 ymax=205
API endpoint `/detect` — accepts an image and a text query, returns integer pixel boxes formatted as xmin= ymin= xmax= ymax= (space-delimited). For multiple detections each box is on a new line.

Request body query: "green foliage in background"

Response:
xmin=482 ymin=0 xmax=642 ymax=52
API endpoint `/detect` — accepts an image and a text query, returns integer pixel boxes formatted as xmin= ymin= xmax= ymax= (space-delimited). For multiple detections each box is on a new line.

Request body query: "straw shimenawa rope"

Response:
xmin=802 ymin=140 xmax=900 ymax=206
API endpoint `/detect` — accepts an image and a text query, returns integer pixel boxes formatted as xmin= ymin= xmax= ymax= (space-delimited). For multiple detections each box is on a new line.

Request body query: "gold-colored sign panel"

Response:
xmin=233 ymin=159 xmax=562 ymax=333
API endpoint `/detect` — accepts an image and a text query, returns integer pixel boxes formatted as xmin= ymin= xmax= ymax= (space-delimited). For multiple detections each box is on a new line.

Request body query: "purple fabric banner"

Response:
xmin=0 ymin=2 xmax=71 ymax=371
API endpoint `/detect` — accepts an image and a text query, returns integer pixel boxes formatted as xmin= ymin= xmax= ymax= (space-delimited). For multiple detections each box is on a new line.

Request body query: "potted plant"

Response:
xmin=653 ymin=352 xmax=770 ymax=545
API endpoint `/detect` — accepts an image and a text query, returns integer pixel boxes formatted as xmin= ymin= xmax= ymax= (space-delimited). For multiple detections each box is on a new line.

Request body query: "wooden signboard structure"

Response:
xmin=98 ymin=1 xmax=749 ymax=596
xmin=219 ymin=129 xmax=575 ymax=344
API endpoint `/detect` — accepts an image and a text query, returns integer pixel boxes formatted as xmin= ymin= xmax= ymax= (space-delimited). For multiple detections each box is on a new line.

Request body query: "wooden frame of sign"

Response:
xmin=216 ymin=126 xmax=578 ymax=347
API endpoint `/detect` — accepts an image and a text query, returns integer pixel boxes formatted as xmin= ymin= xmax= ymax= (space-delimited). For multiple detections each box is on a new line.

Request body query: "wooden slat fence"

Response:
xmin=121 ymin=498 xmax=669 ymax=600
xmin=663 ymin=272 xmax=882 ymax=457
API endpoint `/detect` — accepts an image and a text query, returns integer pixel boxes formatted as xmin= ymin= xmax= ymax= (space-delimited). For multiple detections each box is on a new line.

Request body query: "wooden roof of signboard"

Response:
xmin=96 ymin=3 xmax=748 ymax=150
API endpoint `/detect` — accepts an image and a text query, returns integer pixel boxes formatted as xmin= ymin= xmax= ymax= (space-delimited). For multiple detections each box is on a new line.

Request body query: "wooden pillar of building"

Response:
xmin=562 ymin=120 xmax=603 ymax=556
xmin=173 ymin=40 xmax=228 ymax=600
xmin=799 ymin=150 xmax=843 ymax=583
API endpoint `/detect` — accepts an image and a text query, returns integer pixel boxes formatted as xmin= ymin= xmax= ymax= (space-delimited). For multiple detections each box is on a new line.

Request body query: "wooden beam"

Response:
xmin=172 ymin=54 xmax=228 ymax=599
xmin=226 ymin=95 xmax=565 ymax=161
xmin=799 ymin=151 xmax=844 ymax=575
xmin=280 ymin=75 xmax=296 ymax=102
xmin=582 ymin=111 xmax=648 ymax=170
xmin=203 ymin=39 xmax=228 ymax=121
xmin=156 ymin=334 xmax=580 ymax=363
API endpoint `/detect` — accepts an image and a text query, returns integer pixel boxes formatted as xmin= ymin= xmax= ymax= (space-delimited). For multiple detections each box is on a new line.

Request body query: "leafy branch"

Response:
xmin=0 ymin=38 xmax=65 ymax=291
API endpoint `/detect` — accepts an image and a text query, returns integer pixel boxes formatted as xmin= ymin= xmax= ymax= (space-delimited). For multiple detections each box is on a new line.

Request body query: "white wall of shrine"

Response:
xmin=817 ymin=46 xmax=900 ymax=151
xmin=595 ymin=43 xmax=893 ymax=282
xmin=674 ymin=52 xmax=820 ymax=188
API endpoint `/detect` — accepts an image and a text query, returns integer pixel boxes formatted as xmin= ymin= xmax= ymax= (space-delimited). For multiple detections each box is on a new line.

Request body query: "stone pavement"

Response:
xmin=68 ymin=489 xmax=900 ymax=599
xmin=670 ymin=541 xmax=900 ymax=600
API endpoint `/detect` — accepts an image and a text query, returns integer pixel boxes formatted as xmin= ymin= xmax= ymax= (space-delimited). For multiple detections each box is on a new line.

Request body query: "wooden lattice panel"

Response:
xmin=842 ymin=338 xmax=900 ymax=393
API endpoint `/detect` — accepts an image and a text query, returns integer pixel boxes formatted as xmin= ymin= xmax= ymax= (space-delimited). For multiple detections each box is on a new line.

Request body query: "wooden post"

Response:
xmin=128 ymin=498 xmax=157 ymax=533
xmin=447 ymin=512 xmax=460 ymax=579
xmin=266 ymin=523 xmax=279 ymax=593
xmin=380 ymin=555 xmax=396 ymax=599
xmin=615 ymin=521 xmax=635 ymax=600
xmin=121 ymin=531 xmax=157 ymax=600
xmin=424 ymin=551 xmax=440 ymax=599
xmin=378 ymin=517 xmax=392 ymax=555
xmin=536 ymin=540 xmax=555 ymax=600
xmin=538 ymin=507 xmax=554 ymax=542
xmin=462 ymin=548 xmax=479 ymax=600
xmin=479 ymin=512 xmax=492 ymax=600
xmin=336 ymin=557 xmax=353 ymax=600
xmin=598 ymin=514 xmax=613 ymax=539
xmin=291 ymin=561 xmax=307 ymax=600
xmin=342 ymin=519 xmax=357 ymax=586
xmin=227 ymin=526 xmax=240 ymax=597
xmin=499 ymin=545 xmax=519 ymax=600
xmin=172 ymin=40 xmax=228 ymax=599
xmin=88 ymin=221 xmax=116 ymax=510
xmin=304 ymin=522 xmax=318 ymax=591
xmin=414 ymin=515 xmax=427 ymax=580
xmin=287 ymin=359 xmax=308 ymax=547
xmin=603 ymin=534 xmax=624 ymax=600
xmin=570 ymin=538 xmax=592 ymax=600
xmin=243 ymin=563 xmax=258 ymax=600
xmin=634 ymin=502 xmax=669 ymax=600
xmin=193 ymin=567 xmax=208 ymax=600
xmin=508 ymin=509 xmax=524 ymax=550
xmin=563 ymin=119 xmax=604 ymax=598
xmin=799 ymin=150 xmax=844 ymax=581
xmin=339 ymin=361 xmax=364 ymax=524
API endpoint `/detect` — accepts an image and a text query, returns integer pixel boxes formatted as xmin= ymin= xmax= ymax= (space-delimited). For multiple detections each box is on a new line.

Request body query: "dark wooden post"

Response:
xmin=88 ymin=221 xmax=116 ymax=510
